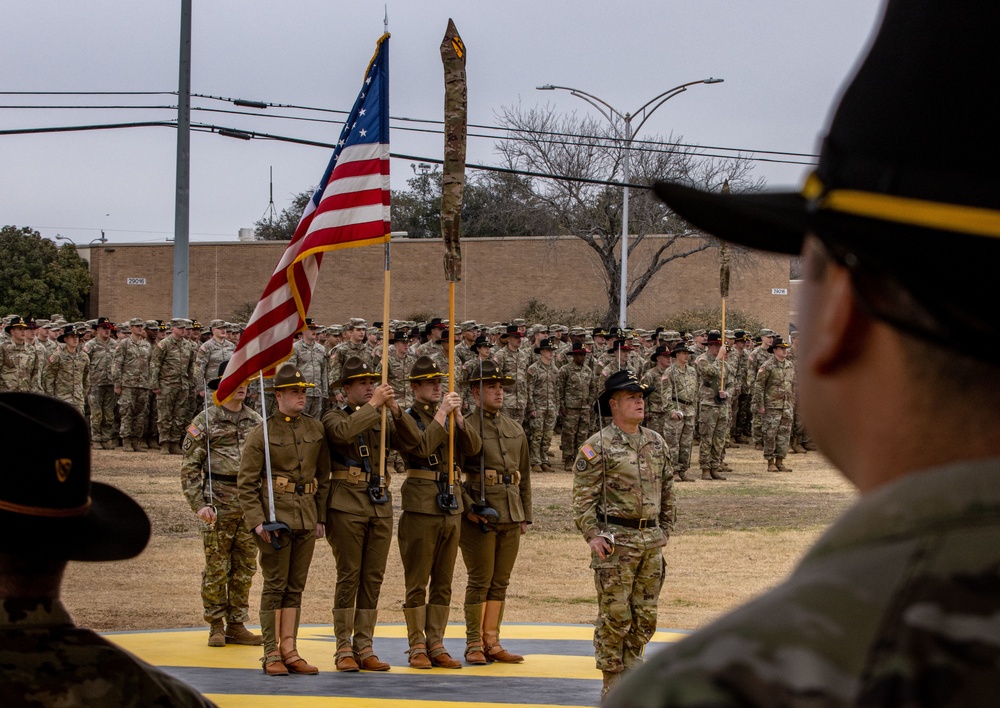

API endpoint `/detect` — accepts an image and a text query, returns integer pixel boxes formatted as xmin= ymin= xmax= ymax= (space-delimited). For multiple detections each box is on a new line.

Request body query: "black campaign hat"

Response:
xmin=57 ymin=324 xmax=79 ymax=343
xmin=464 ymin=360 xmax=514 ymax=386
xmin=472 ymin=335 xmax=491 ymax=351
xmin=0 ymin=393 xmax=150 ymax=561
xmin=207 ymin=360 xmax=229 ymax=391
xmin=534 ymin=338 xmax=556 ymax=354
xmin=768 ymin=336 xmax=791 ymax=353
xmin=4 ymin=316 xmax=29 ymax=334
xmin=596 ymin=370 xmax=651 ymax=416
xmin=650 ymin=345 xmax=672 ymax=363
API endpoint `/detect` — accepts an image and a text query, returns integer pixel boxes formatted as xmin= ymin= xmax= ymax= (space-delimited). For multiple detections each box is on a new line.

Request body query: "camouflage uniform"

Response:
xmin=150 ymin=334 xmax=195 ymax=446
xmin=182 ymin=402 xmax=262 ymax=627
xmin=607 ymin=460 xmax=1000 ymax=707
xmin=641 ymin=364 xmax=671 ymax=441
xmin=328 ymin=341 xmax=373 ymax=396
xmin=43 ymin=346 xmax=90 ymax=416
xmin=288 ymin=338 xmax=328 ymax=418
xmin=112 ymin=335 xmax=152 ymax=442
xmin=573 ymin=423 xmax=674 ymax=675
xmin=493 ymin=345 xmax=530 ymax=422
xmin=557 ymin=359 xmax=595 ymax=468
xmin=83 ymin=336 xmax=117 ymax=444
xmin=663 ymin=362 xmax=699 ymax=476
xmin=754 ymin=357 xmax=795 ymax=463
xmin=194 ymin=337 xmax=235 ymax=397
xmin=0 ymin=340 xmax=40 ymax=392
xmin=695 ymin=352 xmax=735 ymax=475
xmin=526 ymin=358 xmax=559 ymax=468
xmin=386 ymin=346 xmax=416 ymax=409
xmin=0 ymin=599 xmax=216 ymax=707
xmin=747 ymin=345 xmax=772 ymax=446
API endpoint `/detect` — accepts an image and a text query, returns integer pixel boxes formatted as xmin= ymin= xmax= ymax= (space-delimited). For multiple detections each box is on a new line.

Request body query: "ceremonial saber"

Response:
xmin=438 ymin=18 xmax=466 ymax=512
xmin=259 ymin=370 xmax=290 ymax=548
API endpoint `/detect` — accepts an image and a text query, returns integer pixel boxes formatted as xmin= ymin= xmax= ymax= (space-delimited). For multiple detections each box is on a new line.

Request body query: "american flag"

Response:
xmin=215 ymin=34 xmax=391 ymax=405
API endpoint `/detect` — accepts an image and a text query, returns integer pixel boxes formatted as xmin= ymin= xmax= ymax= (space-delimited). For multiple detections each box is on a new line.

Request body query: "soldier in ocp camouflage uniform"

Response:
xmin=695 ymin=333 xmax=734 ymax=480
xmin=113 ymin=318 xmax=153 ymax=451
xmin=754 ymin=336 xmax=795 ymax=472
xmin=526 ymin=338 xmax=559 ymax=473
xmin=748 ymin=328 xmax=775 ymax=449
xmin=557 ymin=342 xmax=595 ymax=471
xmin=493 ymin=325 xmax=530 ymax=423
xmin=182 ymin=361 xmax=263 ymax=648
xmin=663 ymin=344 xmax=699 ymax=481
xmin=43 ymin=325 xmax=90 ymax=416
xmin=573 ymin=370 xmax=674 ymax=699
xmin=83 ymin=317 xmax=118 ymax=449
xmin=288 ymin=318 xmax=328 ymax=418
xmin=150 ymin=318 xmax=196 ymax=453
xmin=641 ymin=345 xmax=673 ymax=442
xmin=328 ymin=318 xmax=372 ymax=406
xmin=0 ymin=316 xmax=41 ymax=392
xmin=195 ymin=319 xmax=235 ymax=403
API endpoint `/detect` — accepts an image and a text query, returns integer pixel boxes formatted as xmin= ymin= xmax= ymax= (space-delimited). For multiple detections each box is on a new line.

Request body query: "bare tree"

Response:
xmin=495 ymin=104 xmax=764 ymax=326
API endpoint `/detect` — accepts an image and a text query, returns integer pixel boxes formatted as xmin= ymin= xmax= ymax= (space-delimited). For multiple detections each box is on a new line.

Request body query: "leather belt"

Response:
xmin=406 ymin=469 xmax=438 ymax=481
xmin=331 ymin=467 xmax=363 ymax=481
xmin=605 ymin=515 xmax=658 ymax=529
xmin=272 ymin=477 xmax=318 ymax=495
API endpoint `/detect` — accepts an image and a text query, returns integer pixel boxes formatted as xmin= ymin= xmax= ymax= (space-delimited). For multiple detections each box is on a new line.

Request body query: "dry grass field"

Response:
xmin=63 ymin=444 xmax=856 ymax=634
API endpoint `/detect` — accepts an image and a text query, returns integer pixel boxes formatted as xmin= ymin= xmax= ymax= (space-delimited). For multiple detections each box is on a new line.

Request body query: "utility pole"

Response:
xmin=172 ymin=0 xmax=192 ymax=317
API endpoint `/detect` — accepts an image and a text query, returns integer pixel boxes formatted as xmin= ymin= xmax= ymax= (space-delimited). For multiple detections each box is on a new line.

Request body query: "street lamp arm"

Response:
xmin=629 ymin=78 xmax=724 ymax=136
xmin=536 ymin=84 xmax=623 ymax=125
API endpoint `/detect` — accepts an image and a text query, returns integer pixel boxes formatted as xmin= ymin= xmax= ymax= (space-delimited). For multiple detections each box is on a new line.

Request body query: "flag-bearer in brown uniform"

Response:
xmin=397 ymin=356 xmax=482 ymax=669
xmin=459 ymin=360 xmax=532 ymax=665
xmin=322 ymin=357 xmax=406 ymax=672
xmin=237 ymin=364 xmax=331 ymax=676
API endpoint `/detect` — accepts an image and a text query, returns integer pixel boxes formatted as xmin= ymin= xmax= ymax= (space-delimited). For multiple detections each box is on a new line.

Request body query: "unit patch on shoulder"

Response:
xmin=187 ymin=424 xmax=203 ymax=439
xmin=576 ymin=458 xmax=588 ymax=471
xmin=580 ymin=444 xmax=597 ymax=460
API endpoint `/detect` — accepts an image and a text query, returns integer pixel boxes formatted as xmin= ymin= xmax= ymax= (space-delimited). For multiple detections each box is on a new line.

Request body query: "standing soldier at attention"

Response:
xmin=150 ymin=318 xmax=196 ymax=454
xmin=454 ymin=321 xmax=478 ymax=366
xmin=459 ymin=360 xmax=531 ymax=666
xmin=526 ymin=338 xmax=559 ymax=473
xmin=328 ymin=318 xmax=371 ymax=406
xmin=322 ymin=357 xmax=405 ymax=672
xmin=461 ymin=336 xmax=493 ymax=415
xmin=195 ymin=320 xmax=235 ymax=405
xmin=663 ymin=344 xmax=699 ymax=482
xmin=748 ymin=329 xmax=775 ymax=450
xmin=695 ymin=333 xmax=732 ymax=480
xmin=385 ymin=329 xmax=416 ymax=410
xmin=288 ymin=318 xmax=328 ymax=419
xmin=238 ymin=364 xmax=330 ymax=677
xmin=642 ymin=345 xmax=673 ymax=443
xmin=43 ymin=325 xmax=90 ymax=416
xmin=82 ymin=317 xmax=117 ymax=449
xmin=181 ymin=361 xmax=262 ymax=649
xmin=754 ymin=336 xmax=796 ymax=473
xmin=395 ymin=356 xmax=482 ymax=669
xmin=557 ymin=341 xmax=595 ymax=471
xmin=573 ymin=370 xmax=674 ymax=700
xmin=0 ymin=316 xmax=40 ymax=392
xmin=113 ymin=318 xmax=153 ymax=452
xmin=493 ymin=325 xmax=529 ymax=424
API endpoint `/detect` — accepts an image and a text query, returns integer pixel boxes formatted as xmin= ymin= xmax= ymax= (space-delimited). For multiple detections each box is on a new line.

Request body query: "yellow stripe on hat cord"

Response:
xmin=0 ymin=498 xmax=92 ymax=518
xmin=802 ymin=172 xmax=1000 ymax=238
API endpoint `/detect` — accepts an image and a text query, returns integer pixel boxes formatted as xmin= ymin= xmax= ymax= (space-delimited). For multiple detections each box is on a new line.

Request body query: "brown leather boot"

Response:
xmin=353 ymin=608 xmax=389 ymax=671
xmin=403 ymin=605 xmax=427 ymax=665
xmin=263 ymin=653 xmax=289 ymax=676
xmin=279 ymin=608 xmax=318 ymax=674
xmin=426 ymin=604 xmax=461 ymax=668
xmin=408 ymin=644 xmax=433 ymax=669
xmin=767 ymin=458 xmax=779 ymax=472
xmin=225 ymin=623 xmax=263 ymax=645
xmin=333 ymin=608 xmax=358 ymax=671
xmin=482 ymin=600 xmax=523 ymax=663
xmin=775 ymin=458 xmax=793 ymax=472
xmin=463 ymin=604 xmax=488 ymax=665
xmin=259 ymin=610 xmax=288 ymax=676
xmin=430 ymin=646 xmax=463 ymax=669
xmin=208 ymin=620 xmax=226 ymax=647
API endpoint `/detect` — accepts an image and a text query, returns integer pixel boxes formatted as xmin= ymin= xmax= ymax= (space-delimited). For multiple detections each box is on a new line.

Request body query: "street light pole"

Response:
xmin=537 ymin=78 xmax=723 ymax=328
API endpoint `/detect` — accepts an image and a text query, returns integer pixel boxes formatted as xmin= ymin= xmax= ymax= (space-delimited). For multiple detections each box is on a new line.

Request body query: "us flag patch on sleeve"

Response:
xmin=581 ymin=444 xmax=597 ymax=460
xmin=187 ymin=424 xmax=202 ymax=439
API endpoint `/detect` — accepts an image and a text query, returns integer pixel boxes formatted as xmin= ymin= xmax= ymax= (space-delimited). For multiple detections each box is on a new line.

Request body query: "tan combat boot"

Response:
xmin=790 ymin=438 xmax=807 ymax=454
xmin=701 ymin=468 xmax=713 ymax=480
xmin=427 ymin=604 xmax=462 ymax=669
xmin=775 ymin=458 xmax=793 ymax=472
xmin=134 ymin=437 xmax=149 ymax=451
xmin=710 ymin=468 xmax=728 ymax=480
xmin=208 ymin=619 xmax=226 ymax=647
xmin=121 ymin=437 xmax=136 ymax=453
xmin=225 ymin=622 xmax=263 ymax=645
xmin=767 ymin=458 xmax=779 ymax=472
xmin=353 ymin=608 xmax=390 ymax=671
xmin=676 ymin=469 xmax=697 ymax=482
xmin=602 ymin=670 xmax=623 ymax=700
xmin=279 ymin=607 xmax=318 ymax=674
xmin=482 ymin=600 xmax=523 ymax=663
xmin=463 ymin=603 xmax=488 ymax=665
xmin=333 ymin=608 xmax=359 ymax=671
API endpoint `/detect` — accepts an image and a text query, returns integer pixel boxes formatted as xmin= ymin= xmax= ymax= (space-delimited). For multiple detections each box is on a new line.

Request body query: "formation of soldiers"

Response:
xmin=0 ymin=313 xmax=812 ymax=476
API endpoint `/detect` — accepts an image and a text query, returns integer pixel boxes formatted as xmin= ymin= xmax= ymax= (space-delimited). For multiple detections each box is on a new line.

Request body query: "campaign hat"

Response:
xmin=769 ymin=336 xmax=791 ymax=353
xmin=4 ymin=316 xmax=28 ymax=333
xmin=596 ymin=370 xmax=651 ymax=416
xmin=336 ymin=357 xmax=378 ymax=386
xmin=464 ymin=360 xmax=514 ymax=386
xmin=272 ymin=363 xmax=316 ymax=390
xmin=650 ymin=345 xmax=672 ymax=363
xmin=0 ymin=393 xmax=150 ymax=561
xmin=534 ymin=337 xmax=556 ymax=354
xmin=407 ymin=355 xmax=445 ymax=381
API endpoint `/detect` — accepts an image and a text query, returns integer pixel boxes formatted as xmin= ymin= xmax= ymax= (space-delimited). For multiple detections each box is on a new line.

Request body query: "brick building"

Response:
xmin=78 ymin=235 xmax=792 ymax=331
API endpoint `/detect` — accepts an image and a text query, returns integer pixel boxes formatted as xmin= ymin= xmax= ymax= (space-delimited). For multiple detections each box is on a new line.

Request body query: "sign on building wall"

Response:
xmin=771 ymin=288 xmax=788 ymax=295
xmin=126 ymin=278 xmax=147 ymax=286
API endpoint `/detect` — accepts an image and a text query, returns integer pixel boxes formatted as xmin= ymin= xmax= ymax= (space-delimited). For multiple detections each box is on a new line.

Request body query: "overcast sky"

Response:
xmin=1 ymin=1 xmax=883 ymax=245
